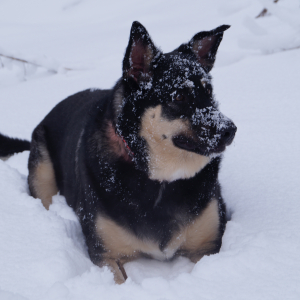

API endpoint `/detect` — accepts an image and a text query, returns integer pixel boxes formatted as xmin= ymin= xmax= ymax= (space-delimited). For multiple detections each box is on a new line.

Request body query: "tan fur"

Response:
xmin=96 ymin=217 xmax=159 ymax=259
xmin=95 ymin=216 xmax=148 ymax=284
xmin=180 ymin=199 xmax=220 ymax=262
xmin=140 ymin=105 xmax=210 ymax=182
xmin=95 ymin=198 xmax=219 ymax=283
xmin=158 ymin=199 xmax=220 ymax=263
xmin=29 ymin=146 xmax=58 ymax=209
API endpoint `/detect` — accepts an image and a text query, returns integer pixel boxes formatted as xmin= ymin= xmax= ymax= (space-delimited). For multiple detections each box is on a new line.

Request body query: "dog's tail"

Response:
xmin=0 ymin=133 xmax=30 ymax=160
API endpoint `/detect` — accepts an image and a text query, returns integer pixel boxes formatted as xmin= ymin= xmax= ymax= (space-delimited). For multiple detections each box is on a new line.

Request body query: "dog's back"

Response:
xmin=28 ymin=89 xmax=110 ymax=209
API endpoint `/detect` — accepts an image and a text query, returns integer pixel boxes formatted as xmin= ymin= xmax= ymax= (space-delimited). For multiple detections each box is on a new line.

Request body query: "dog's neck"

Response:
xmin=106 ymin=121 xmax=133 ymax=162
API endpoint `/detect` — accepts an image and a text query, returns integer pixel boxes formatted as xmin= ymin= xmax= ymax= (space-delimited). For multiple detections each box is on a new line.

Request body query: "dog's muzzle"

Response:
xmin=173 ymin=107 xmax=237 ymax=155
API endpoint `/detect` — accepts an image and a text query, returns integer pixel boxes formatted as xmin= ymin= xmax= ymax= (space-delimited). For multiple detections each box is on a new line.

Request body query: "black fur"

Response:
xmin=0 ymin=133 xmax=30 ymax=157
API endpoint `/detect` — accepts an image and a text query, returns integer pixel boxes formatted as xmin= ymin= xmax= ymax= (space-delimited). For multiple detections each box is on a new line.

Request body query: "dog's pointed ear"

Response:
xmin=188 ymin=25 xmax=230 ymax=73
xmin=123 ymin=21 xmax=160 ymax=84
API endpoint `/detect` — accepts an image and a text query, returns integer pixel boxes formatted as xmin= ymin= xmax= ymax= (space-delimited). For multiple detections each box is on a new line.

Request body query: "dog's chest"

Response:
xmin=95 ymin=199 xmax=220 ymax=261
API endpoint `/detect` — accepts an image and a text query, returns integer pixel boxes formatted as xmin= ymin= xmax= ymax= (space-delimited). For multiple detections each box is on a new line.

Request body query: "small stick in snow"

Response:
xmin=116 ymin=260 xmax=128 ymax=281
xmin=280 ymin=45 xmax=300 ymax=52
xmin=0 ymin=53 xmax=73 ymax=73
xmin=256 ymin=0 xmax=279 ymax=18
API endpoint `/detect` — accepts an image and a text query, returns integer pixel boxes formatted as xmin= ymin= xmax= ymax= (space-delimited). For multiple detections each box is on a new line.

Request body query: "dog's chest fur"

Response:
xmin=95 ymin=198 xmax=220 ymax=262
xmin=140 ymin=105 xmax=211 ymax=182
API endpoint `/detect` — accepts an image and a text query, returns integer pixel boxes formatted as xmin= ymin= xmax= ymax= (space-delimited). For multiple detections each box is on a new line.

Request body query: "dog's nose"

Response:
xmin=220 ymin=124 xmax=237 ymax=145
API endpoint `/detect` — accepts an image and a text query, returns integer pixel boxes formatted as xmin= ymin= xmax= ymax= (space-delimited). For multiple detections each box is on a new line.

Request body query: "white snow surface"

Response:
xmin=1 ymin=0 xmax=300 ymax=299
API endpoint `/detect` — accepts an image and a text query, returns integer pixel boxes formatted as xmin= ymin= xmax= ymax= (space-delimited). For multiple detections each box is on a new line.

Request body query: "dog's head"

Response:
xmin=116 ymin=21 xmax=236 ymax=181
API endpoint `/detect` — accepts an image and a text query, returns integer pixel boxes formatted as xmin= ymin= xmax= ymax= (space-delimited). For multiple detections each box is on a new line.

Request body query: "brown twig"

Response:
xmin=0 ymin=53 xmax=72 ymax=73
xmin=256 ymin=0 xmax=279 ymax=18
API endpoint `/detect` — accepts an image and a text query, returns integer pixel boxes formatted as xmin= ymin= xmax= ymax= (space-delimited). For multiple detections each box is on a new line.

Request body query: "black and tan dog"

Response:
xmin=1 ymin=21 xmax=236 ymax=284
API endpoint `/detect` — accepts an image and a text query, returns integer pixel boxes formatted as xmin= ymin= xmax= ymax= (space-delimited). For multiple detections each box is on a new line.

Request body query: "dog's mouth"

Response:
xmin=172 ymin=136 xmax=199 ymax=152
xmin=172 ymin=135 xmax=211 ymax=155
xmin=172 ymin=126 xmax=236 ymax=156
xmin=172 ymin=135 xmax=225 ymax=156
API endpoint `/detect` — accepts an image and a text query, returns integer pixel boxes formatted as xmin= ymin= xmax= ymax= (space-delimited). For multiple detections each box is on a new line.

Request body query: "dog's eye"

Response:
xmin=175 ymin=93 xmax=185 ymax=101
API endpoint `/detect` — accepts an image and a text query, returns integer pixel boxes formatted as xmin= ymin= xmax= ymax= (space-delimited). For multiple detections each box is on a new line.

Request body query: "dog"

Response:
xmin=1 ymin=21 xmax=236 ymax=284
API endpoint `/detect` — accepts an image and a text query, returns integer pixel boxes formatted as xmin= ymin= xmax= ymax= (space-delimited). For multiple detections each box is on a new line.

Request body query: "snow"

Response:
xmin=1 ymin=0 xmax=300 ymax=299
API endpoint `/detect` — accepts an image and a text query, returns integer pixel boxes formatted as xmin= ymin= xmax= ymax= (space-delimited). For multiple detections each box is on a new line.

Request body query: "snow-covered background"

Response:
xmin=1 ymin=0 xmax=300 ymax=299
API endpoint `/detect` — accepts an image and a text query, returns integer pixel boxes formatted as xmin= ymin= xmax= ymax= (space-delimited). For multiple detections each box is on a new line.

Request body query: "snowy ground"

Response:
xmin=1 ymin=0 xmax=300 ymax=299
